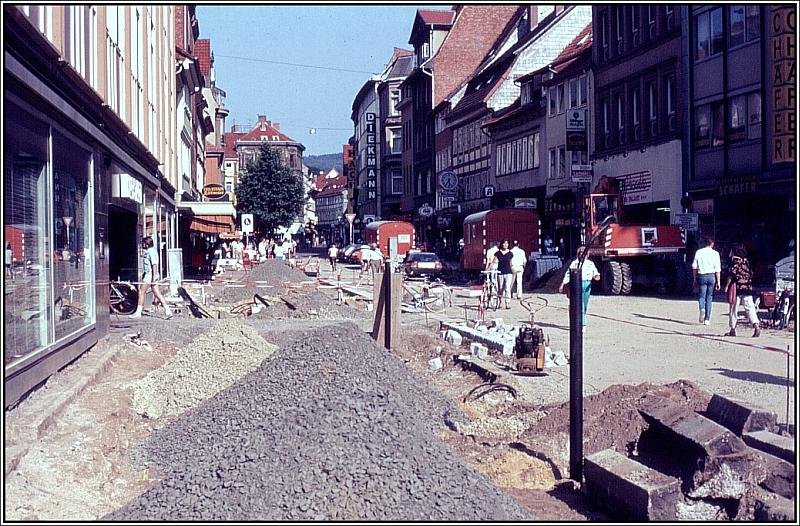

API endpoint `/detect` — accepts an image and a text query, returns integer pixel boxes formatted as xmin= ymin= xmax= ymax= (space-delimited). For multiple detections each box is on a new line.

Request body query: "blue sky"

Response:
xmin=197 ymin=4 xmax=444 ymax=156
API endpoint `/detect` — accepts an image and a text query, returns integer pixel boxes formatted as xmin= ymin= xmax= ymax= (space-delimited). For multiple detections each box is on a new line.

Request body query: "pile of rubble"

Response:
xmin=130 ymin=320 xmax=277 ymax=420
xmin=107 ymin=322 xmax=533 ymax=521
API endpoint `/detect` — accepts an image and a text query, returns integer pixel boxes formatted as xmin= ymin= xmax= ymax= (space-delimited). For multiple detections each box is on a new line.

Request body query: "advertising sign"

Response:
xmin=418 ymin=204 xmax=434 ymax=217
xmin=570 ymin=164 xmax=593 ymax=183
xmin=566 ymin=108 xmax=588 ymax=151
xmin=620 ymin=171 xmax=652 ymax=205
xmin=566 ymin=109 xmax=586 ymax=130
xmin=771 ymin=5 xmax=796 ymax=164
xmin=365 ymin=113 xmax=378 ymax=200
xmin=675 ymin=213 xmax=699 ymax=232
xmin=202 ymin=183 xmax=226 ymax=200
xmin=514 ymin=198 xmax=537 ymax=209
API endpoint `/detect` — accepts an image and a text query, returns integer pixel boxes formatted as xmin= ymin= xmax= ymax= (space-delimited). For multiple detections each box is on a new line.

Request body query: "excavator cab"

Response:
xmin=584 ymin=193 xmax=621 ymax=246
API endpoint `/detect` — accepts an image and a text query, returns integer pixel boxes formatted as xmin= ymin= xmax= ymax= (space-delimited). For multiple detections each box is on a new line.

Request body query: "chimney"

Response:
xmin=529 ymin=6 xmax=539 ymax=28
xmin=258 ymin=115 xmax=267 ymax=124
xmin=273 ymin=122 xmax=280 ymax=131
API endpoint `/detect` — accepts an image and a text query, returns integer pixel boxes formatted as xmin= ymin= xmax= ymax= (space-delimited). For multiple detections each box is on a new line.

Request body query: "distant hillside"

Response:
xmin=304 ymin=153 xmax=343 ymax=173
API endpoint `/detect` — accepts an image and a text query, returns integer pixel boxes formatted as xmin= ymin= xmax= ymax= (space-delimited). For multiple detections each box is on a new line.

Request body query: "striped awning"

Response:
xmin=187 ymin=214 xmax=236 ymax=234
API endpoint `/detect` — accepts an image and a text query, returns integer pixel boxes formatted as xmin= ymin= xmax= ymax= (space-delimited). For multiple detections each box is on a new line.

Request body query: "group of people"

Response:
xmin=214 ymin=237 xmax=297 ymax=265
xmin=484 ymin=239 xmax=529 ymax=309
xmin=325 ymin=242 xmax=385 ymax=276
xmin=691 ymin=237 xmax=761 ymax=337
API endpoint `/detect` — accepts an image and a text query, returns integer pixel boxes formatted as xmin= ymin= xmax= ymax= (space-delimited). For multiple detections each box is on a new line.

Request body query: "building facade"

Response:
xmin=4 ymin=4 xmax=178 ymax=407
xmin=684 ymin=4 xmax=796 ymax=281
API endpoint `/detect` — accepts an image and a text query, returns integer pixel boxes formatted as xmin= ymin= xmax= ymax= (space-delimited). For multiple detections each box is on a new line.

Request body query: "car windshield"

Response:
xmin=408 ymin=253 xmax=439 ymax=262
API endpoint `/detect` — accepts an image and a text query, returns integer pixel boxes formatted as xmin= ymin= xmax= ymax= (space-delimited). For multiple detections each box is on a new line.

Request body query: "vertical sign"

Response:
xmin=365 ymin=113 xmax=378 ymax=202
xmin=241 ymin=214 xmax=254 ymax=233
xmin=771 ymin=5 xmax=796 ymax=164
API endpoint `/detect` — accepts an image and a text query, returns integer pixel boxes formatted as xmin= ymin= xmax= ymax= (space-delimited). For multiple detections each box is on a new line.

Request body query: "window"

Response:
xmin=695 ymin=12 xmax=710 ymax=60
xmin=666 ymin=76 xmax=675 ymax=116
xmin=746 ymin=6 xmax=760 ymax=42
xmin=616 ymin=93 xmax=625 ymax=131
xmin=548 ymin=85 xmax=557 ymax=116
xmin=747 ymin=92 xmax=762 ymax=140
xmin=531 ymin=133 xmax=540 ymax=168
xmin=712 ymin=100 xmax=725 ymax=147
xmin=570 ymin=78 xmax=579 ymax=108
xmin=557 ymin=83 xmax=565 ymax=113
xmin=730 ymin=6 xmax=745 ymax=47
xmin=631 ymin=5 xmax=640 ymax=39
xmin=728 ymin=95 xmax=747 ymax=142
xmin=390 ymin=128 xmax=402 ymax=153
xmin=558 ymin=146 xmax=566 ymax=178
xmin=631 ymin=89 xmax=640 ymax=126
xmin=600 ymin=10 xmax=609 ymax=60
xmin=571 ymin=150 xmax=588 ymax=166
xmin=496 ymin=145 xmax=504 ymax=175
xmin=695 ymin=104 xmax=711 ymax=148
xmin=390 ymin=90 xmax=400 ymax=115
xmin=647 ymin=82 xmax=657 ymax=122
xmin=616 ymin=7 xmax=624 ymax=49
xmin=710 ymin=8 xmax=724 ymax=55
xmin=579 ymin=76 xmax=587 ymax=106
xmin=391 ymin=169 xmax=402 ymax=194
xmin=548 ymin=148 xmax=556 ymax=179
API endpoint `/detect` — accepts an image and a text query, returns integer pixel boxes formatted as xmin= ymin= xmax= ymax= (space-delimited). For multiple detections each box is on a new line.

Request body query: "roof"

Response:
xmin=195 ymin=39 xmax=212 ymax=77
xmin=518 ymin=22 xmax=593 ymax=83
xmin=448 ymin=54 xmax=515 ymax=118
xmin=387 ymin=54 xmax=415 ymax=78
xmin=418 ymin=9 xmax=455 ymax=26
xmin=237 ymin=120 xmax=296 ymax=143
xmin=223 ymin=132 xmax=243 ymax=159
xmin=464 ymin=208 xmax=538 ymax=224
xmin=429 ymin=5 xmax=520 ymax=106
xmin=314 ymin=171 xmax=347 ymax=194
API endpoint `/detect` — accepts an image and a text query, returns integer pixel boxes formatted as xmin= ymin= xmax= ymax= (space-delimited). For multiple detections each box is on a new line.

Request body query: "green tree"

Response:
xmin=235 ymin=144 xmax=305 ymax=235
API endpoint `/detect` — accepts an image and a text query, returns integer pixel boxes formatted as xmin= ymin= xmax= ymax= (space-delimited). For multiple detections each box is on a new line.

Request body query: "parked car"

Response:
xmin=339 ymin=244 xmax=360 ymax=262
xmin=349 ymin=245 xmax=371 ymax=264
xmin=403 ymin=252 xmax=443 ymax=278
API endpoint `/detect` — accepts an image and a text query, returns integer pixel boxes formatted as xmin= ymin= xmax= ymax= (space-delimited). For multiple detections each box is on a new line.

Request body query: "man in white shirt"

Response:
xmin=510 ymin=240 xmax=527 ymax=299
xmin=558 ymin=246 xmax=600 ymax=326
xmin=691 ymin=237 xmax=721 ymax=325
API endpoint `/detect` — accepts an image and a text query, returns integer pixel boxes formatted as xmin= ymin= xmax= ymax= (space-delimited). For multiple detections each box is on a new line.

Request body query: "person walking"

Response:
xmin=558 ymin=246 xmax=601 ymax=326
xmin=327 ymin=244 xmax=339 ymax=272
xmin=5 ymin=242 xmax=13 ymax=279
xmin=131 ymin=236 xmax=171 ymax=318
xmin=369 ymin=243 xmax=384 ymax=275
xmin=724 ymin=245 xmax=761 ymax=337
xmin=510 ymin=240 xmax=527 ymax=299
xmin=486 ymin=239 xmax=514 ymax=309
xmin=691 ymin=237 xmax=721 ymax=325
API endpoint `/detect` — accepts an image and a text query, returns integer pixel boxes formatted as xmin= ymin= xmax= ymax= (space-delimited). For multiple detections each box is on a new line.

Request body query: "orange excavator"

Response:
xmin=584 ymin=177 xmax=691 ymax=295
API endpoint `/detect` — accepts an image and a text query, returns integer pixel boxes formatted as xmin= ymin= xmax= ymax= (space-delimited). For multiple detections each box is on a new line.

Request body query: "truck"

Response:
xmin=363 ymin=221 xmax=415 ymax=259
xmin=461 ymin=208 xmax=540 ymax=271
xmin=585 ymin=177 xmax=691 ymax=295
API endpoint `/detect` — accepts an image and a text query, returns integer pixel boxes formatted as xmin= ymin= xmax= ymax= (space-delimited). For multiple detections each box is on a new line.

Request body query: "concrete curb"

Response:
xmin=4 ymin=336 xmax=124 ymax=476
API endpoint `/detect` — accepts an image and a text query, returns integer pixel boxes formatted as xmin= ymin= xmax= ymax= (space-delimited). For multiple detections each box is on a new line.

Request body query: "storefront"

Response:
xmin=177 ymin=201 xmax=236 ymax=274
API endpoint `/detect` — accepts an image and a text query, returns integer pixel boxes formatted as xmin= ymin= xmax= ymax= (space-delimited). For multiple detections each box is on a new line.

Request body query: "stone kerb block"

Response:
xmin=584 ymin=448 xmax=680 ymax=521
xmin=639 ymin=396 xmax=766 ymax=499
xmin=743 ymin=430 xmax=795 ymax=464
xmin=706 ymin=394 xmax=778 ymax=436
xmin=751 ymin=449 xmax=795 ymax=499
xmin=754 ymin=493 xmax=796 ymax=522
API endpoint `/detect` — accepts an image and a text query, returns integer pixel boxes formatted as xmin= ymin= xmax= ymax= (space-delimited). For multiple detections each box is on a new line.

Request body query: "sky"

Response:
xmin=197 ymin=4 xmax=445 ymax=157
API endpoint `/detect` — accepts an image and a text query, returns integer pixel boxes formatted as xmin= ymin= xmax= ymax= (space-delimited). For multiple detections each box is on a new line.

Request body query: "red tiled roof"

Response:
xmin=238 ymin=119 xmax=295 ymax=143
xmin=195 ymin=39 xmax=211 ymax=77
xmin=418 ymin=9 xmax=455 ymax=26
xmin=430 ymin=6 xmax=520 ymax=106
xmin=550 ymin=23 xmax=592 ymax=73
xmin=223 ymin=132 xmax=243 ymax=159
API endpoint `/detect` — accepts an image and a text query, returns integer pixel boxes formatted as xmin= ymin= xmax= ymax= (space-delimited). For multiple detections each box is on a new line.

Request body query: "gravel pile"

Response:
xmin=130 ymin=320 xmax=277 ymax=419
xmin=108 ymin=322 xmax=533 ymax=521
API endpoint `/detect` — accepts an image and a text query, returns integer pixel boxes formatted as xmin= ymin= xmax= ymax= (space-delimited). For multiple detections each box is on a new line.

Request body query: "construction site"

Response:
xmin=4 ymin=256 xmax=796 ymax=521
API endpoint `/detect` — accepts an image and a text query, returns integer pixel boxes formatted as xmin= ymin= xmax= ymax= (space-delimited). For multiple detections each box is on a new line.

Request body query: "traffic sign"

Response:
xmin=241 ymin=214 xmax=254 ymax=233
xmin=345 ymin=213 xmax=357 ymax=224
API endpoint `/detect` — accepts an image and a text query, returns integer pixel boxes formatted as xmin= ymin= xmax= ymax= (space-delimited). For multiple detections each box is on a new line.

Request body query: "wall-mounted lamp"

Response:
xmin=640 ymin=146 xmax=647 ymax=153
xmin=622 ymin=151 xmax=629 ymax=158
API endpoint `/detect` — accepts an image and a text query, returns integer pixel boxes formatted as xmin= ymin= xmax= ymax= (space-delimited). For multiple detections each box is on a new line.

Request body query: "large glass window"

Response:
xmin=729 ymin=6 xmax=745 ymax=47
xmin=747 ymin=92 xmax=762 ymax=140
xmin=4 ymin=103 xmax=52 ymax=363
xmin=710 ymin=8 xmax=724 ymax=55
xmin=746 ymin=6 xmax=760 ymax=42
xmin=695 ymin=104 xmax=711 ymax=148
xmin=52 ymin=130 xmax=95 ymax=342
xmin=728 ymin=95 xmax=747 ymax=142
xmin=712 ymin=101 xmax=725 ymax=147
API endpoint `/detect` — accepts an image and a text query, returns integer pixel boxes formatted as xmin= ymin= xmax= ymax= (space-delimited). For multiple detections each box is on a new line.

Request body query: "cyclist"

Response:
xmin=131 ymin=236 xmax=172 ymax=318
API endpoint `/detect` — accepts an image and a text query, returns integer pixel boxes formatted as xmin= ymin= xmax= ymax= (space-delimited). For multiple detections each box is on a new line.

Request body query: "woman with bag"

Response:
xmin=558 ymin=246 xmax=600 ymax=327
xmin=724 ymin=245 xmax=761 ymax=337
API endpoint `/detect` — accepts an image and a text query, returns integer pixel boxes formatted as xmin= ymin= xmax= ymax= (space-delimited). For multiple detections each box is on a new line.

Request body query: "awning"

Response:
xmin=187 ymin=214 xmax=236 ymax=234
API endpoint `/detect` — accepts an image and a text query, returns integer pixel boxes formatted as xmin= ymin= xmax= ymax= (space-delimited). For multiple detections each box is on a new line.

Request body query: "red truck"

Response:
xmin=363 ymin=221 xmax=415 ymax=258
xmin=461 ymin=208 xmax=541 ymax=271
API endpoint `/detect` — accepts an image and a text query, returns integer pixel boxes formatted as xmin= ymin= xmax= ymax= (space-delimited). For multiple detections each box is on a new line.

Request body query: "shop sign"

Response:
xmin=566 ymin=109 xmax=588 ymax=151
xmin=571 ymin=164 xmax=593 ymax=183
xmin=202 ymin=183 xmax=226 ymax=200
xmin=693 ymin=198 xmax=714 ymax=215
xmin=544 ymin=198 xmax=575 ymax=214
xmin=418 ymin=204 xmax=434 ymax=217
xmin=675 ymin=213 xmax=699 ymax=232
xmin=437 ymin=216 xmax=452 ymax=227
xmin=620 ymin=171 xmax=652 ymax=205
xmin=365 ymin=113 xmax=379 ymax=200
xmin=771 ymin=5 xmax=796 ymax=164
xmin=566 ymin=109 xmax=586 ymax=130
xmin=111 ymin=172 xmax=143 ymax=204
xmin=483 ymin=185 xmax=495 ymax=197
xmin=514 ymin=197 xmax=537 ymax=209
xmin=717 ymin=175 xmax=758 ymax=196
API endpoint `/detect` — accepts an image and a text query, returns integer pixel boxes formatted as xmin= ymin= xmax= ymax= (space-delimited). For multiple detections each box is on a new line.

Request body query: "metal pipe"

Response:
xmin=384 ymin=259 xmax=392 ymax=350
xmin=568 ymin=267 xmax=583 ymax=483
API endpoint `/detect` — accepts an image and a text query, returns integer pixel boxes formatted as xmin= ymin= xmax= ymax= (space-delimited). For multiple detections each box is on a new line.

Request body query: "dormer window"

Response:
xmin=273 ymin=135 xmax=280 ymax=140
xmin=260 ymin=136 xmax=268 ymax=141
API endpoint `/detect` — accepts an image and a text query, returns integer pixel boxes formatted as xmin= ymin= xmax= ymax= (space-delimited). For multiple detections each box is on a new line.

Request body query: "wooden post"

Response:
xmin=371 ymin=270 xmax=401 ymax=347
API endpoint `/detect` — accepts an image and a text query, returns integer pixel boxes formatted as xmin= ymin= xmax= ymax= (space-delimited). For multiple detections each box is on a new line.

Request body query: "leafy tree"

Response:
xmin=235 ymin=144 xmax=305 ymax=235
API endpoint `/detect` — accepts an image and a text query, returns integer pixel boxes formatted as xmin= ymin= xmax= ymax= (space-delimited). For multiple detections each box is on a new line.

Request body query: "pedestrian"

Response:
xmin=558 ymin=246 xmax=601 ymax=326
xmin=131 ymin=236 xmax=172 ymax=318
xmin=369 ymin=243 xmax=383 ymax=274
xmin=273 ymin=240 xmax=287 ymax=261
xmin=724 ymin=245 xmax=761 ymax=337
xmin=258 ymin=237 xmax=267 ymax=262
xmin=328 ymin=244 xmax=339 ymax=272
xmin=223 ymin=241 xmax=231 ymax=259
xmin=510 ymin=240 xmax=527 ymax=299
xmin=485 ymin=239 xmax=514 ymax=309
xmin=691 ymin=237 xmax=721 ymax=325
xmin=5 ymin=242 xmax=13 ymax=279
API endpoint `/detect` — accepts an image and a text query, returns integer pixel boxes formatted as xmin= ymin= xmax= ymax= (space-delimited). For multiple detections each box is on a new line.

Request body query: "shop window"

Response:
xmin=747 ymin=92 xmax=762 ymax=140
xmin=728 ymin=95 xmax=747 ymax=142
xmin=711 ymin=101 xmax=725 ymax=147
xmin=695 ymin=104 xmax=711 ymax=149
xmin=4 ymin=104 xmax=53 ymax=362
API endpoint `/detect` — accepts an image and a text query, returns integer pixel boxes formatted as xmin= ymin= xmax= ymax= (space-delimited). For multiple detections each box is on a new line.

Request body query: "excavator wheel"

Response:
xmin=602 ymin=260 xmax=623 ymax=295
xmin=668 ymin=259 xmax=692 ymax=296
xmin=620 ymin=261 xmax=633 ymax=295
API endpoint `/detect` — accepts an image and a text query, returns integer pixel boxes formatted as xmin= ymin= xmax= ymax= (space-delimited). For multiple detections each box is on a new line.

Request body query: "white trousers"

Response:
xmin=511 ymin=269 xmax=524 ymax=297
xmin=729 ymin=294 xmax=759 ymax=329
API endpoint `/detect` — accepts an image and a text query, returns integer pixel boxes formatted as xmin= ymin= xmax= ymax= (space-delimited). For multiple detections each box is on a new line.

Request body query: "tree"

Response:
xmin=235 ymin=144 xmax=305 ymax=235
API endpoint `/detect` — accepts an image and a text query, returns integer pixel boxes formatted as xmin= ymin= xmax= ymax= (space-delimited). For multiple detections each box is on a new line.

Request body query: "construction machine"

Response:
xmin=584 ymin=177 xmax=691 ymax=295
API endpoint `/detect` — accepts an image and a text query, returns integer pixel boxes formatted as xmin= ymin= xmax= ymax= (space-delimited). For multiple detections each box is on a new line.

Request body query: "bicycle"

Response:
xmin=55 ymin=280 xmax=90 ymax=320
xmin=109 ymin=280 xmax=139 ymax=315
xmin=402 ymin=278 xmax=452 ymax=313
xmin=479 ymin=269 xmax=501 ymax=314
